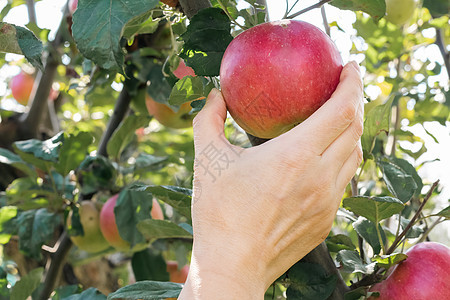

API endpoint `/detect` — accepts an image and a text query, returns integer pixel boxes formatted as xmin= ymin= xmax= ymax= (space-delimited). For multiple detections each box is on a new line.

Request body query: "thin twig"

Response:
xmin=435 ymin=28 xmax=450 ymax=79
xmin=321 ymin=6 xmax=330 ymax=36
xmin=386 ymin=180 xmax=439 ymax=255
xmin=286 ymin=0 xmax=332 ymax=19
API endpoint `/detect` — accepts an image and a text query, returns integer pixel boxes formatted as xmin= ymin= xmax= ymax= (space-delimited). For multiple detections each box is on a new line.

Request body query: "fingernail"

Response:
xmin=208 ymin=88 xmax=220 ymax=100
xmin=349 ymin=61 xmax=360 ymax=72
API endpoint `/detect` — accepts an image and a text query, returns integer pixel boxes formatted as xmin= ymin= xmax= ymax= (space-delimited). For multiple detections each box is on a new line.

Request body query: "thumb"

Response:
xmin=193 ymin=88 xmax=228 ymax=153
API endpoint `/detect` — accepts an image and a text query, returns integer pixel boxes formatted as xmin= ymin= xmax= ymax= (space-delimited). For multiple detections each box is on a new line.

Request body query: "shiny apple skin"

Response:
xmin=220 ymin=20 xmax=343 ymax=139
xmin=369 ymin=242 xmax=450 ymax=299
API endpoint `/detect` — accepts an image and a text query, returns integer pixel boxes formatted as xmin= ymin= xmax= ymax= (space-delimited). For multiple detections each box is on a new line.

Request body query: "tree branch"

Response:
xmin=26 ymin=0 xmax=37 ymax=25
xmin=386 ymin=180 xmax=439 ymax=255
xmin=97 ymin=88 xmax=132 ymax=157
xmin=38 ymin=232 xmax=73 ymax=300
xmin=286 ymin=0 xmax=332 ymax=19
xmin=435 ymin=28 xmax=450 ymax=79
xmin=178 ymin=0 xmax=211 ymax=19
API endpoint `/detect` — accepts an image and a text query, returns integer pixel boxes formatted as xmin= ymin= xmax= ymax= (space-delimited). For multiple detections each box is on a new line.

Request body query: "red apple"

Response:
xmin=69 ymin=0 xmax=78 ymax=15
xmin=369 ymin=242 xmax=450 ymax=299
xmin=146 ymin=95 xmax=195 ymax=129
xmin=166 ymin=260 xmax=189 ymax=283
xmin=99 ymin=195 xmax=164 ymax=251
xmin=10 ymin=72 xmax=34 ymax=105
xmin=161 ymin=0 xmax=179 ymax=8
xmin=220 ymin=20 xmax=343 ymax=139
xmin=67 ymin=201 xmax=110 ymax=253
xmin=146 ymin=59 xmax=197 ymax=129
xmin=172 ymin=59 xmax=195 ymax=79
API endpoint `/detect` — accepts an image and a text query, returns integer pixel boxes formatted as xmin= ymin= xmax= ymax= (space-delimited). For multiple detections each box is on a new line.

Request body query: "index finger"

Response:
xmin=274 ymin=61 xmax=363 ymax=155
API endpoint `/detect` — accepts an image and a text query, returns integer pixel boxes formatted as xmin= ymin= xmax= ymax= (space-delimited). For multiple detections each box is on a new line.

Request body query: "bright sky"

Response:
xmin=1 ymin=0 xmax=449 ymax=242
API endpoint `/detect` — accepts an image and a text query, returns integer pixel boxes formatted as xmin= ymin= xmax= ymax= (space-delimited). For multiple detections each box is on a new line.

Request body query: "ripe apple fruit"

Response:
xmin=67 ymin=201 xmax=110 ymax=253
xmin=172 ymin=59 xmax=196 ymax=79
xmin=99 ymin=195 xmax=163 ymax=251
xmin=220 ymin=20 xmax=343 ymax=139
xmin=68 ymin=0 xmax=78 ymax=15
xmin=369 ymin=242 xmax=450 ymax=299
xmin=10 ymin=72 xmax=34 ymax=105
xmin=146 ymin=59 xmax=196 ymax=129
xmin=166 ymin=260 xmax=189 ymax=283
xmin=385 ymin=0 xmax=417 ymax=25
xmin=161 ymin=0 xmax=178 ymax=8
xmin=145 ymin=95 xmax=195 ymax=129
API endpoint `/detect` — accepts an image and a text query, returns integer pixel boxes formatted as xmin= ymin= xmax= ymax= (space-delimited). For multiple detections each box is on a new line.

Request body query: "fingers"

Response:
xmin=275 ymin=61 xmax=363 ymax=156
xmin=335 ymin=142 xmax=363 ymax=191
xmin=193 ymin=88 xmax=228 ymax=153
xmin=322 ymin=98 xmax=363 ymax=172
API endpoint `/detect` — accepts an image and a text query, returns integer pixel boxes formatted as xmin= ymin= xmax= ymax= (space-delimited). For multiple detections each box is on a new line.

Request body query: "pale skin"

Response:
xmin=178 ymin=61 xmax=364 ymax=299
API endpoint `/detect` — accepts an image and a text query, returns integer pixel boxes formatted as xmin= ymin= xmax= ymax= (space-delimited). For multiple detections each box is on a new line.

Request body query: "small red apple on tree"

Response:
xmin=220 ymin=20 xmax=343 ymax=139
xmin=99 ymin=194 xmax=163 ymax=251
xmin=166 ymin=260 xmax=189 ymax=283
xmin=9 ymin=71 xmax=35 ymax=105
xmin=369 ymin=242 xmax=450 ymax=299
xmin=146 ymin=59 xmax=196 ymax=129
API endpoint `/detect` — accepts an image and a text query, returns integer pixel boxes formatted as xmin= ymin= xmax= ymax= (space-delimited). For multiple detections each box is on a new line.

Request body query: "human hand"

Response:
xmin=179 ymin=61 xmax=364 ymax=299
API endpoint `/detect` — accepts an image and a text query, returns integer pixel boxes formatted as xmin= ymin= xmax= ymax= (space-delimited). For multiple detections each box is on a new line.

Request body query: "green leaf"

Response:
xmin=10 ymin=267 xmax=44 ymax=300
xmin=17 ymin=209 xmax=60 ymax=259
xmin=0 ymin=148 xmax=36 ymax=177
xmin=343 ymin=196 xmax=405 ymax=224
xmin=168 ymin=76 xmax=205 ymax=106
xmin=77 ymin=155 xmax=117 ymax=195
xmin=389 ymin=157 xmax=422 ymax=198
xmin=353 ymin=217 xmax=387 ymax=255
xmin=115 ymin=186 xmax=153 ymax=247
xmin=107 ymin=115 xmax=151 ymax=161
xmin=434 ymin=206 xmax=450 ymax=219
xmin=55 ymin=132 xmax=93 ymax=176
xmin=137 ymin=219 xmax=193 ymax=240
xmin=326 ymin=234 xmax=356 ymax=253
xmin=0 ymin=206 xmax=18 ymax=244
xmin=122 ymin=11 xmax=159 ymax=40
xmin=336 ymin=250 xmax=375 ymax=274
xmin=135 ymin=185 xmax=191 ymax=218
xmin=145 ymin=59 xmax=173 ymax=104
xmin=345 ymin=287 xmax=379 ymax=300
xmin=372 ymin=253 xmax=407 ymax=269
xmin=286 ymin=262 xmax=337 ymax=300
xmin=361 ymin=97 xmax=394 ymax=159
xmin=72 ymin=0 xmax=160 ymax=72
xmin=0 ymin=22 xmax=43 ymax=70
xmin=131 ymin=249 xmax=170 ymax=282
xmin=13 ymin=132 xmax=64 ymax=170
xmin=399 ymin=217 xmax=424 ymax=238
xmin=51 ymin=285 xmax=80 ymax=300
xmin=64 ymin=287 xmax=106 ymax=300
xmin=180 ymin=7 xmax=233 ymax=76
xmin=107 ymin=281 xmax=182 ymax=299
xmin=330 ymin=0 xmax=386 ymax=21
xmin=377 ymin=159 xmax=418 ymax=203
xmin=423 ymin=0 xmax=449 ymax=17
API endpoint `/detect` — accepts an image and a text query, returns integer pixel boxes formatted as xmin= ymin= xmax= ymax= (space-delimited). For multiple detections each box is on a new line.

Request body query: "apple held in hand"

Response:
xmin=68 ymin=201 xmax=110 ymax=253
xmin=99 ymin=195 xmax=163 ymax=251
xmin=10 ymin=72 xmax=34 ymax=105
xmin=369 ymin=242 xmax=450 ymax=299
xmin=220 ymin=20 xmax=343 ymax=139
xmin=385 ymin=0 xmax=417 ymax=25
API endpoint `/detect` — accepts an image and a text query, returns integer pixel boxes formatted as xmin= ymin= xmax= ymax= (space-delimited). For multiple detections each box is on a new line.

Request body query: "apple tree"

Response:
xmin=0 ymin=0 xmax=449 ymax=299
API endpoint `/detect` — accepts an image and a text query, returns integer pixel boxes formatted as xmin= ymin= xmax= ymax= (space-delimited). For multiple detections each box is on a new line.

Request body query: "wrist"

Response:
xmin=178 ymin=244 xmax=266 ymax=299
